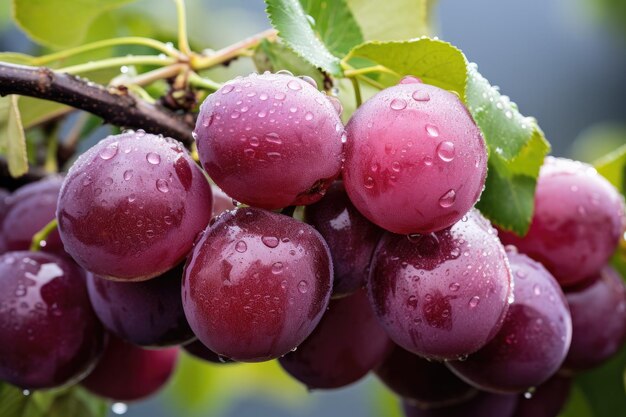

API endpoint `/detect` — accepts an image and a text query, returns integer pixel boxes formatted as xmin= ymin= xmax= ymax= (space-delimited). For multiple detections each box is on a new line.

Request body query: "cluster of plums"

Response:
xmin=0 ymin=71 xmax=625 ymax=417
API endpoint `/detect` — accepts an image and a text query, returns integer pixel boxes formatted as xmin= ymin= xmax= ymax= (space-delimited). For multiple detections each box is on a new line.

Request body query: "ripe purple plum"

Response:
xmin=499 ymin=157 xmax=626 ymax=287
xmin=81 ymin=335 xmax=178 ymax=401
xmin=343 ymin=81 xmax=487 ymax=234
xmin=402 ymin=391 xmax=518 ymax=417
xmin=1 ymin=177 xmax=64 ymax=253
xmin=375 ymin=345 xmax=476 ymax=407
xmin=447 ymin=251 xmax=572 ymax=393
xmin=513 ymin=375 xmax=572 ymax=417
xmin=279 ymin=289 xmax=392 ymax=389
xmin=0 ymin=251 xmax=105 ymax=389
xmin=194 ymin=72 xmax=344 ymax=209
xmin=86 ymin=263 xmax=194 ymax=347
xmin=57 ymin=131 xmax=213 ymax=281
xmin=368 ymin=210 xmax=512 ymax=360
xmin=182 ymin=207 xmax=333 ymax=362
xmin=562 ymin=266 xmax=626 ymax=371
xmin=305 ymin=181 xmax=383 ymax=297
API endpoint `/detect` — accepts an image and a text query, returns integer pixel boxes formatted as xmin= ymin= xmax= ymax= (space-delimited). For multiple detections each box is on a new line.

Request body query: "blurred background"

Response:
xmin=1 ymin=0 xmax=625 ymax=416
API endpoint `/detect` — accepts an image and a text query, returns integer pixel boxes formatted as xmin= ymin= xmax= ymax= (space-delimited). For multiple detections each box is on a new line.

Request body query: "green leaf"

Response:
xmin=265 ymin=0 xmax=344 ymax=75
xmin=0 ymin=52 xmax=35 ymax=65
xmin=344 ymin=39 xmax=467 ymax=99
xmin=466 ymin=64 xmax=538 ymax=161
xmin=477 ymin=128 xmax=550 ymax=235
xmin=0 ymin=95 xmax=28 ymax=177
xmin=347 ymin=0 xmax=436 ymax=40
xmin=0 ymin=384 xmax=106 ymax=417
xmin=253 ymin=39 xmax=327 ymax=89
xmin=300 ymin=0 xmax=364 ymax=56
xmin=594 ymin=144 xmax=626 ymax=194
xmin=12 ymin=0 xmax=136 ymax=48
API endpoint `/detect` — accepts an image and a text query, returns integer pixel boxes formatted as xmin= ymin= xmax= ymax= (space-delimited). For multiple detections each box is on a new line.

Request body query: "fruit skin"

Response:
xmin=0 ymin=251 xmax=105 ymax=389
xmin=194 ymin=72 xmax=344 ymax=209
xmin=56 ymin=131 xmax=213 ymax=281
xmin=279 ymin=289 xmax=392 ymax=389
xmin=1 ymin=177 xmax=64 ymax=254
xmin=402 ymin=391 xmax=518 ymax=417
xmin=81 ymin=335 xmax=178 ymax=401
xmin=512 ymin=375 xmax=572 ymax=417
xmin=86 ymin=263 xmax=194 ymax=347
xmin=305 ymin=181 xmax=383 ymax=297
xmin=183 ymin=340 xmax=233 ymax=364
xmin=499 ymin=157 xmax=626 ymax=287
xmin=182 ymin=207 xmax=333 ymax=362
xmin=343 ymin=82 xmax=487 ymax=234
xmin=447 ymin=251 xmax=572 ymax=393
xmin=368 ymin=210 xmax=512 ymax=360
xmin=375 ymin=344 xmax=476 ymax=407
xmin=562 ymin=266 xmax=626 ymax=371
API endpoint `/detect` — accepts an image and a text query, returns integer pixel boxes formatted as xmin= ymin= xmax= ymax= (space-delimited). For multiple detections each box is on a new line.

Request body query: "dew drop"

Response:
xmin=287 ymin=80 xmax=302 ymax=91
xmin=231 ymin=111 xmax=240 ymax=119
xmin=436 ymin=141 xmax=455 ymax=162
xmin=156 ymin=179 xmax=169 ymax=193
xmin=469 ymin=296 xmax=480 ymax=308
xmin=264 ymin=133 xmax=282 ymax=144
xmin=399 ymin=76 xmax=422 ymax=84
xmin=123 ymin=170 xmax=133 ymax=181
xmin=128 ymin=194 xmax=136 ymax=203
xmin=423 ymin=156 xmax=433 ymax=166
xmin=449 ymin=282 xmax=460 ymax=292
xmin=146 ymin=152 xmax=161 ymax=165
xmin=274 ymin=92 xmax=286 ymax=101
xmin=261 ymin=236 xmax=279 ymax=248
xmin=390 ymin=98 xmax=407 ymax=110
xmin=406 ymin=295 xmax=418 ymax=309
xmin=298 ymin=280 xmax=309 ymax=293
xmin=391 ymin=161 xmax=401 ymax=172
xmin=244 ymin=149 xmax=255 ymax=158
xmin=249 ymin=137 xmax=260 ymax=147
xmin=304 ymin=112 xmax=314 ymax=121
xmin=272 ymin=262 xmax=284 ymax=274
xmin=221 ymin=84 xmax=234 ymax=95
xmin=364 ymin=176 xmax=375 ymax=189
xmin=99 ymin=142 xmax=119 ymax=160
xmin=104 ymin=177 xmax=113 ymax=186
xmin=439 ymin=189 xmax=456 ymax=207
xmin=22 ymin=389 xmax=30 ymax=396
xmin=412 ymin=90 xmax=430 ymax=101
xmin=235 ymin=241 xmax=247 ymax=253
xmin=299 ymin=75 xmax=317 ymax=88
xmin=533 ymin=284 xmax=541 ymax=296
xmin=425 ymin=124 xmax=439 ymax=137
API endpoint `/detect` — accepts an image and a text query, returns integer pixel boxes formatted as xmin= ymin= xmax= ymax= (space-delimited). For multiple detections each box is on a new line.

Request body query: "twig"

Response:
xmin=0 ymin=62 xmax=195 ymax=145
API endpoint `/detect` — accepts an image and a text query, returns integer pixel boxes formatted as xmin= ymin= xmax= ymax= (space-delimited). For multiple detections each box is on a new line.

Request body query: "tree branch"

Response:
xmin=0 ymin=62 xmax=195 ymax=146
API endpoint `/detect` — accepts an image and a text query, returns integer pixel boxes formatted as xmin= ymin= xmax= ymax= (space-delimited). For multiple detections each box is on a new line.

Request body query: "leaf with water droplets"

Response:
xmin=253 ymin=39 xmax=326 ymax=88
xmin=266 ymin=0 xmax=362 ymax=75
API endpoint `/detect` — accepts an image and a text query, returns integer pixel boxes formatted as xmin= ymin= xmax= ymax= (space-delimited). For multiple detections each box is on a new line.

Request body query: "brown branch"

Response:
xmin=0 ymin=62 xmax=195 ymax=146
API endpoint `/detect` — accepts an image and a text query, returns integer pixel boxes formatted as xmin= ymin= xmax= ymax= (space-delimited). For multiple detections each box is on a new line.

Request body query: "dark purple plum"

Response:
xmin=86 ymin=263 xmax=194 ymax=347
xmin=279 ymin=289 xmax=392 ymax=389
xmin=402 ymin=391 xmax=518 ymax=417
xmin=1 ymin=177 xmax=64 ymax=253
xmin=368 ymin=210 xmax=512 ymax=360
xmin=305 ymin=181 xmax=383 ymax=297
xmin=57 ymin=131 xmax=213 ymax=281
xmin=447 ymin=251 xmax=572 ymax=393
xmin=513 ymin=375 xmax=572 ymax=417
xmin=343 ymin=81 xmax=487 ymax=234
xmin=183 ymin=339 xmax=233 ymax=364
xmin=182 ymin=207 xmax=333 ymax=362
xmin=81 ymin=335 xmax=178 ymax=401
xmin=0 ymin=251 xmax=105 ymax=389
xmin=499 ymin=157 xmax=626 ymax=287
xmin=194 ymin=72 xmax=344 ymax=209
xmin=562 ymin=266 xmax=626 ymax=371
xmin=375 ymin=345 xmax=476 ymax=406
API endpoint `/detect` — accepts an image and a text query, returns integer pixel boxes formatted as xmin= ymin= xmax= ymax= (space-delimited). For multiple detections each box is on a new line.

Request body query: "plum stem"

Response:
xmin=30 ymin=218 xmax=58 ymax=252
